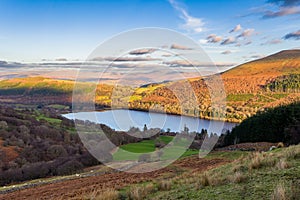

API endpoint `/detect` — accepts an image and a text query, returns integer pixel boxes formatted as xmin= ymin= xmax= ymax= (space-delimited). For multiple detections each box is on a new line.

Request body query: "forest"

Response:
xmin=0 ymin=106 xmax=148 ymax=186
xmin=224 ymin=102 xmax=300 ymax=146
xmin=0 ymin=105 xmax=220 ymax=186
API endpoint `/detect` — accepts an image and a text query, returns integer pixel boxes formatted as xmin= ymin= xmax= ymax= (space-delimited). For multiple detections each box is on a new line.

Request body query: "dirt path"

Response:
xmin=0 ymin=156 xmax=230 ymax=200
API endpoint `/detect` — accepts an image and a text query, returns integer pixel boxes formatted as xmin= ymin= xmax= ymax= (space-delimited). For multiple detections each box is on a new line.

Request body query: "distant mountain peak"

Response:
xmin=262 ymin=49 xmax=300 ymax=61
xmin=222 ymin=49 xmax=300 ymax=76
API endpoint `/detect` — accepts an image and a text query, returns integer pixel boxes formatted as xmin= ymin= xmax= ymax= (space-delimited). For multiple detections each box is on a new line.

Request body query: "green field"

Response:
xmin=119 ymin=136 xmax=173 ymax=153
xmin=226 ymin=94 xmax=254 ymax=102
xmin=269 ymin=93 xmax=289 ymax=99
xmin=113 ymin=136 xmax=198 ymax=161
xmin=35 ymin=113 xmax=62 ymax=125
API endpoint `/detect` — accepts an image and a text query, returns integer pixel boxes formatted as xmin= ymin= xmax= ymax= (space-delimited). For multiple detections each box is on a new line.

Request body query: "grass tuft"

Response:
xmin=271 ymin=183 xmax=287 ymax=200
xmin=200 ymin=173 xmax=210 ymax=187
xmin=276 ymin=159 xmax=290 ymax=170
xmin=127 ymin=183 xmax=155 ymax=200
xmin=83 ymin=188 xmax=120 ymax=200
xmin=157 ymin=180 xmax=172 ymax=191
xmin=229 ymin=171 xmax=247 ymax=183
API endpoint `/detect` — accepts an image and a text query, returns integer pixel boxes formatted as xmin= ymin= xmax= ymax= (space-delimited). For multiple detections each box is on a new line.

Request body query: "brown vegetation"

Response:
xmin=1 ymin=50 xmax=300 ymax=123
xmin=0 ymin=154 xmax=230 ymax=199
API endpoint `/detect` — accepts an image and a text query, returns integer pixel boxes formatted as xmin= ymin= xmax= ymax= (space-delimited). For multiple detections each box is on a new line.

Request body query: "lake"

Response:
xmin=63 ymin=109 xmax=237 ymax=134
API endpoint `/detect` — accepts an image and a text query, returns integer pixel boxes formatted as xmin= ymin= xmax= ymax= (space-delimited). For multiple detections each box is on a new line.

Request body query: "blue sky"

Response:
xmin=0 ymin=0 xmax=300 ymax=64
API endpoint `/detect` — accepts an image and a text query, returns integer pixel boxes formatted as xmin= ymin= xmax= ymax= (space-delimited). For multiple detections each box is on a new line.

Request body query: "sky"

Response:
xmin=0 ymin=0 xmax=300 ymax=65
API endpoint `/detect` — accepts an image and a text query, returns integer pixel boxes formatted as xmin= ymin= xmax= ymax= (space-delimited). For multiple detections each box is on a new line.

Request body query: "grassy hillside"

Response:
xmin=0 ymin=77 xmax=74 ymax=95
xmin=3 ymin=145 xmax=298 ymax=199
xmin=113 ymin=136 xmax=198 ymax=161
xmin=222 ymin=49 xmax=300 ymax=77
xmin=78 ymin=145 xmax=300 ymax=200
xmin=127 ymin=50 xmax=300 ymax=122
xmin=1 ymin=50 xmax=300 ymax=122
xmin=126 ymin=144 xmax=300 ymax=200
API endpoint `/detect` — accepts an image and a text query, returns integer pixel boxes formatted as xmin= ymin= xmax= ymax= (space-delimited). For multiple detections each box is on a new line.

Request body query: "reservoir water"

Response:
xmin=63 ymin=109 xmax=237 ymax=134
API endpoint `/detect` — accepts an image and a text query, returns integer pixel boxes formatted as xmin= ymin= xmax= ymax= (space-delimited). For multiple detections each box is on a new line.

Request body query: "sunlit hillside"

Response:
xmin=1 ymin=50 xmax=300 ymax=122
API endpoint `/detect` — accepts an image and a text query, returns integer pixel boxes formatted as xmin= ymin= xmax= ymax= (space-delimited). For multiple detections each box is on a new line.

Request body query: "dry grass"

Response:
xmin=290 ymin=180 xmax=300 ymax=200
xmin=249 ymin=152 xmax=276 ymax=170
xmin=146 ymin=145 xmax=298 ymax=199
xmin=127 ymin=183 xmax=155 ymax=200
xmin=229 ymin=171 xmax=247 ymax=183
xmin=82 ymin=188 xmax=120 ymax=200
xmin=232 ymin=163 xmax=248 ymax=173
xmin=271 ymin=183 xmax=287 ymax=200
xmin=157 ymin=179 xmax=172 ymax=191
xmin=97 ymin=189 xmax=120 ymax=200
xmin=282 ymin=145 xmax=300 ymax=159
xmin=249 ymin=152 xmax=264 ymax=169
xmin=275 ymin=159 xmax=290 ymax=170
xmin=199 ymin=173 xmax=210 ymax=187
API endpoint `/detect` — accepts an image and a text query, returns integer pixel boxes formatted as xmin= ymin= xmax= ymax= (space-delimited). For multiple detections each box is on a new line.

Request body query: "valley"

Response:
xmin=1 ymin=50 xmax=300 ymax=123
xmin=0 ymin=50 xmax=300 ymax=199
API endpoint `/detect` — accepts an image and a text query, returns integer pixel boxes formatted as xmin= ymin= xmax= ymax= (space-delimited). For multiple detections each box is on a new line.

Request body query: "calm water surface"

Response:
xmin=63 ymin=109 xmax=237 ymax=134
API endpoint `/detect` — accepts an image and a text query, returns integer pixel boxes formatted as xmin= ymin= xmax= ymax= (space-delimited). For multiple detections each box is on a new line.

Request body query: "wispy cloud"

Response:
xmin=250 ymin=54 xmax=265 ymax=59
xmin=170 ymin=43 xmax=193 ymax=50
xmin=91 ymin=56 xmax=161 ymax=62
xmin=237 ymin=29 xmax=255 ymax=38
xmin=221 ymin=50 xmax=232 ymax=55
xmin=0 ymin=61 xmax=24 ymax=68
xmin=168 ymin=0 xmax=205 ymax=33
xmin=242 ymin=0 xmax=300 ymax=19
xmin=283 ymin=29 xmax=300 ymax=39
xmin=263 ymin=6 xmax=300 ymax=18
xmin=229 ymin=24 xmax=242 ymax=33
xmin=268 ymin=0 xmax=300 ymax=7
xmin=206 ymin=34 xmax=223 ymax=43
xmin=261 ymin=38 xmax=282 ymax=45
xmin=129 ymin=48 xmax=156 ymax=55
xmin=55 ymin=58 xmax=68 ymax=61
xmin=203 ymin=26 xmax=254 ymax=47
xmin=242 ymin=54 xmax=265 ymax=61
xmin=221 ymin=37 xmax=237 ymax=45
xmin=163 ymin=60 xmax=234 ymax=67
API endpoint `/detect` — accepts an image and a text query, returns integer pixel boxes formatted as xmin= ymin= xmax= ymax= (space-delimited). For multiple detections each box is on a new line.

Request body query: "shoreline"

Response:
xmin=93 ymin=107 xmax=242 ymax=124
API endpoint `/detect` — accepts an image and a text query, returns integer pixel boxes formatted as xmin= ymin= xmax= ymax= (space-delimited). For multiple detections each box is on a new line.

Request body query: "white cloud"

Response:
xmin=170 ymin=43 xmax=193 ymax=50
xmin=168 ymin=0 xmax=205 ymax=33
xmin=91 ymin=56 xmax=161 ymax=62
xmin=229 ymin=24 xmax=242 ymax=33
xmin=221 ymin=37 xmax=236 ymax=45
xmin=237 ymin=29 xmax=255 ymax=38
xmin=129 ymin=48 xmax=156 ymax=55
xmin=221 ymin=50 xmax=232 ymax=55
xmin=206 ymin=34 xmax=223 ymax=43
xmin=263 ymin=6 xmax=300 ymax=18
xmin=261 ymin=38 xmax=282 ymax=45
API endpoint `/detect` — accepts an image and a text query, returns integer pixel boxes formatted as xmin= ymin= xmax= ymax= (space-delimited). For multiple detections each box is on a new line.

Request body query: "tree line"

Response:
xmin=223 ymin=102 xmax=300 ymax=146
xmin=0 ymin=106 xmax=144 ymax=186
xmin=264 ymin=74 xmax=300 ymax=92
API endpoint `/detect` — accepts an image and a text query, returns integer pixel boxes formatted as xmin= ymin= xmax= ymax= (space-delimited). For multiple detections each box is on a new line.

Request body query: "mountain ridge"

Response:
xmin=222 ymin=49 xmax=300 ymax=77
xmin=0 ymin=49 xmax=300 ymax=122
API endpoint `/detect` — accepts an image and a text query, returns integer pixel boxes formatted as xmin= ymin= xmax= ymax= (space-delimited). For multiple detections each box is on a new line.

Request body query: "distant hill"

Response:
xmin=222 ymin=49 xmax=300 ymax=77
xmin=0 ymin=50 xmax=300 ymax=122
xmin=132 ymin=49 xmax=300 ymax=122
